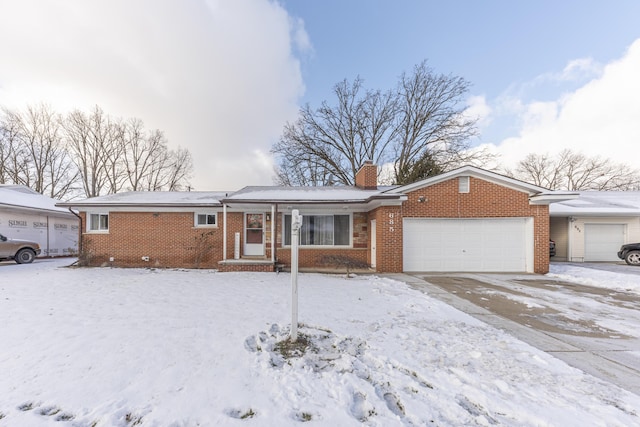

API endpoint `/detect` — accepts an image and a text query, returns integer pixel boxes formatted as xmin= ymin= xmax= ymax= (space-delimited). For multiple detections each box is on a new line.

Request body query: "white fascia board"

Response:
xmin=78 ymin=206 xmax=222 ymax=213
xmin=529 ymin=193 xmax=580 ymax=205
xmin=223 ymin=198 xmax=406 ymax=214
xmin=550 ymin=210 xmax=640 ymax=217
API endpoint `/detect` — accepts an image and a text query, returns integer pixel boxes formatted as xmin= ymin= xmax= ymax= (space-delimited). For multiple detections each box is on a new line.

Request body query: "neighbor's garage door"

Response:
xmin=403 ymin=218 xmax=533 ymax=272
xmin=584 ymin=224 xmax=625 ymax=261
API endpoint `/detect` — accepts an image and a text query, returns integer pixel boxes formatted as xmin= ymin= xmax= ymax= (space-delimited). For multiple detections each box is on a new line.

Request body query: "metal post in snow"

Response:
xmin=290 ymin=209 xmax=302 ymax=342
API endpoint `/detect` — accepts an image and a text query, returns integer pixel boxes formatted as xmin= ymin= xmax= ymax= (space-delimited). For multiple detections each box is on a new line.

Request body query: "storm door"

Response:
xmin=244 ymin=213 xmax=265 ymax=256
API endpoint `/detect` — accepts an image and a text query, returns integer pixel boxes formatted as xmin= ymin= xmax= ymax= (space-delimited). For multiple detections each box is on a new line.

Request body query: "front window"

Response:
xmin=195 ymin=212 xmax=217 ymax=227
xmin=284 ymin=214 xmax=350 ymax=246
xmin=88 ymin=213 xmax=109 ymax=232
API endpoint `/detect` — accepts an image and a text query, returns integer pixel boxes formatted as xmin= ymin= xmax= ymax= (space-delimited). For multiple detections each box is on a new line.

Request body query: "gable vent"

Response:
xmin=459 ymin=176 xmax=470 ymax=193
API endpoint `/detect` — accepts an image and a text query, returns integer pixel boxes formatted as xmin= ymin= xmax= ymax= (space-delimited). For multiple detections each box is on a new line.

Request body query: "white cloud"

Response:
xmin=480 ymin=38 xmax=640 ymax=171
xmin=0 ymin=0 xmax=307 ymax=190
xmin=558 ymin=58 xmax=603 ymax=81
xmin=464 ymin=95 xmax=492 ymax=127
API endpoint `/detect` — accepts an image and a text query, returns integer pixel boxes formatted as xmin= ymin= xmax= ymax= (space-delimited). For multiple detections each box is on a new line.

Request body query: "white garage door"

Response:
xmin=585 ymin=224 xmax=625 ymax=261
xmin=403 ymin=218 xmax=533 ymax=272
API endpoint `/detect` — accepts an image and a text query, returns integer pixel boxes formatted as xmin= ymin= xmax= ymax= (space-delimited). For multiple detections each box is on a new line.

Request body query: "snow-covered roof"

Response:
xmin=550 ymin=191 xmax=640 ymax=216
xmin=0 ymin=185 xmax=74 ymax=215
xmin=57 ymin=191 xmax=229 ymax=208
xmin=223 ymin=186 xmax=401 ymax=204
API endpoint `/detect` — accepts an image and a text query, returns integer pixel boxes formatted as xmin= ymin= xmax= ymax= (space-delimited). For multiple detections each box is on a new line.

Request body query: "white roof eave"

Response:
xmin=529 ymin=193 xmax=580 ymax=205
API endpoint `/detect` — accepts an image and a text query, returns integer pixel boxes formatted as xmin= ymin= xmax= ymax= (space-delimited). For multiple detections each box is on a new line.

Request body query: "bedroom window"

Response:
xmin=284 ymin=214 xmax=350 ymax=246
xmin=88 ymin=213 xmax=109 ymax=232
xmin=195 ymin=213 xmax=217 ymax=227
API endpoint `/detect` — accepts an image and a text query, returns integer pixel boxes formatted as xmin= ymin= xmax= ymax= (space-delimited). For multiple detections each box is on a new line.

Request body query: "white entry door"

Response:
xmin=244 ymin=213 xmax=265 ymax=256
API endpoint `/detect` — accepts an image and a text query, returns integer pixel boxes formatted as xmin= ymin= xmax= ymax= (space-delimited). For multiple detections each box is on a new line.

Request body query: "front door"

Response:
xmin=244 ymin=213 xmax=265 ymax=256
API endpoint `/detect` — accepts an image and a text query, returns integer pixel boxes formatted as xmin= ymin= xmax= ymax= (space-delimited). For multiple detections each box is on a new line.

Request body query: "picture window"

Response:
xmin=284 ymin=214 xmax=350 ymax=246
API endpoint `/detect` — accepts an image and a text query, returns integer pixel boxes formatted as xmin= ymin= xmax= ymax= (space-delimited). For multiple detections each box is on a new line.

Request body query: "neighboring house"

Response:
xmin=0 ymin=185 xmax=79 ymax=257
xmin=58 ymin=163 xmax=573 ymax=274
xmin=550 ymin=191 xmax=640 ymax=262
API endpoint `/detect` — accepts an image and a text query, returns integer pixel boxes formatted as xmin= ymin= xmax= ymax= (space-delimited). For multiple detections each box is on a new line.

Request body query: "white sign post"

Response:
xmin=290 ymin=209 xmax=302 ymax=342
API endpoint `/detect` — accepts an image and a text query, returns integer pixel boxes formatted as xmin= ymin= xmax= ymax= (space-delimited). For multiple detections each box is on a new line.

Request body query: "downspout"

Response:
xmin=567 ymin=217 xmax=573 ymax=262
xmin=46 ymin=215 xmax=50 ymax=257
xmin=68 ymin=208 xmax=82 ymax=254
xmin=271 ymin=204 xmax=275 ymax=263
xmin=274 ymin=203 xmax=278 ymax=264
xmin=223 ymin=203 xmax=227 ymax=260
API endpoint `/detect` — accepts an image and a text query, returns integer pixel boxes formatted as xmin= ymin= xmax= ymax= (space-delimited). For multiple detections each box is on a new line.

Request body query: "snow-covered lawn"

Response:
xmin=1 ymin=259 xmax=639 ymax=426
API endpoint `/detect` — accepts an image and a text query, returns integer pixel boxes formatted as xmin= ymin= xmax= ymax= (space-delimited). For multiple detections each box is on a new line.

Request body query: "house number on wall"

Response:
xmin=388 ymin=213 xmax=395 ymax=232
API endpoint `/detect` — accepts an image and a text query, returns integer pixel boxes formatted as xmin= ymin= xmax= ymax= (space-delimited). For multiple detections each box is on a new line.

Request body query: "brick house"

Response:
xmin=58 ymin=163 xmax=573 ymax=274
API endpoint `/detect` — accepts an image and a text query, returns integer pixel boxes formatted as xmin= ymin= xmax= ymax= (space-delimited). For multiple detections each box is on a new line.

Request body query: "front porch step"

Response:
xmin=218 ymin=258 xmax=276 ymax=272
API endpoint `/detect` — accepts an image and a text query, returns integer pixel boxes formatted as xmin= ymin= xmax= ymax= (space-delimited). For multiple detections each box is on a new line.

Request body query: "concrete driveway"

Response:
xmin=387 ymin=270 xmax=640 ymax=396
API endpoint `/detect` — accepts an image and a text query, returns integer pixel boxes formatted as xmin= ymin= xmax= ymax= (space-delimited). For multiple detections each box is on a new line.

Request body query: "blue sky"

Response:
xmin=281 ymin=0 xmax=640 ymax=147
xmin=1 ymin=0 xmax=639 ymax=190
xmin=283 ymin=1 xmax=638 ymax=98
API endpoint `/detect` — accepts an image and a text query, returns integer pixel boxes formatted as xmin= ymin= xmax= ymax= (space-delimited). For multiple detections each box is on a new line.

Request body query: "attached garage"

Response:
xmin=403 ymin=217 xmax=534 ymax=272
xmin=584 ymin=223 xmax=625 ymax=262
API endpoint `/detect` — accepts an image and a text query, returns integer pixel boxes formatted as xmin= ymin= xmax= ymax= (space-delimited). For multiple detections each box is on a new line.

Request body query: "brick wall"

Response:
xmin=80 ymin=209 xmax=372 ymax=270
xmin=273 ymin=211 xmax=370 ymax=269
xmin=77 ymin=175 xmax=550 ymax=274
xmin=400 ymin=177 xmax=550 ymax=274
xmin=80 ymin=211 xmax=224 ymax=268
xmin=218 ymin=263 xmax=274 ymax=273
xmin=355 ymin=161 xmax=378 ymax=189
xmin=370 ymin=206 xmax=404 ymax=272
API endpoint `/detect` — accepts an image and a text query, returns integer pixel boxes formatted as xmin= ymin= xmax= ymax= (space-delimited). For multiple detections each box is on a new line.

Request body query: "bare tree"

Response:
xmin=272 ymin=77 xmax=397 ymax=186
xmin=157 ymin=146 xmax=193 ymax=191
xmin=0 ymin=108 xmax=26 ymax=184
xmin=393 ymin=61 xmax=482 ymax=183
xmin=273 ymin=60 xmax=491 ymax=186
xmin=64 ymin=106 xmax=116 ymax=197
xmin=274 ymin=156 xmax=337 ymax=187
xmin=3 ymin=103 xmax=193 ymax=198
xmin=121 ymin=119 xmax=159 ymax=191
xmin=0 ymin=105 xmax=78 ymax=199
xmin=506 ymin=149 xmax=640 ymax=190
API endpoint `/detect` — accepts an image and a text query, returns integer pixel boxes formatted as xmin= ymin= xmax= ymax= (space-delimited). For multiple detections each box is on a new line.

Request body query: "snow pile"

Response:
xmin=0 ymin=259 xmax=639 ymax=426
xmin=549 ymin=264 xmax=640 ymax=294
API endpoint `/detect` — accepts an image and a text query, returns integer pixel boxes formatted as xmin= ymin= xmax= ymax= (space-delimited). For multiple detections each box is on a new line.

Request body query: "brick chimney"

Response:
xmin=355 ymin=161 xmax=378 ymax=189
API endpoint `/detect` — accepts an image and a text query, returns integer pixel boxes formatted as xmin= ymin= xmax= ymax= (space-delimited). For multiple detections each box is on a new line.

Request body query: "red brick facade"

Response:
xmin=355 ymin=161 xmax=378 ymax=189
xmin=399 ymin=177 xmax=549 ymax=274
xmin=75 ymin=172 xmax=551 ymax=274
xmin=79 ymin=211 xmax=224 ymax=268
xmin=273 ymin=212 xmax=369 ymax=269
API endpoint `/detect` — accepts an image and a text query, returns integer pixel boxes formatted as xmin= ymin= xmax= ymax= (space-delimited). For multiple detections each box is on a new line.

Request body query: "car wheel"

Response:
xmin=15 ymin=248 xmax=36 ymax=264
xmin=625 ymin=250 xmax=640 ymax=266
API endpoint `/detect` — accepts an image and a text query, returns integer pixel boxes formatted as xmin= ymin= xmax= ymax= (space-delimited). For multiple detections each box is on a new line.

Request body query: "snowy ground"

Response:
xmin=1 ymin=259 xmax=639 ymax=426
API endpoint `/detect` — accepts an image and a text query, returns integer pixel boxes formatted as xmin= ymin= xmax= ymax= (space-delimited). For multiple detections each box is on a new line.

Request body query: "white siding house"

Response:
xmin=0 ymin=185 xmax=79 ymax=257
xmin=550 ymin=192 xmax=640 ymax=262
